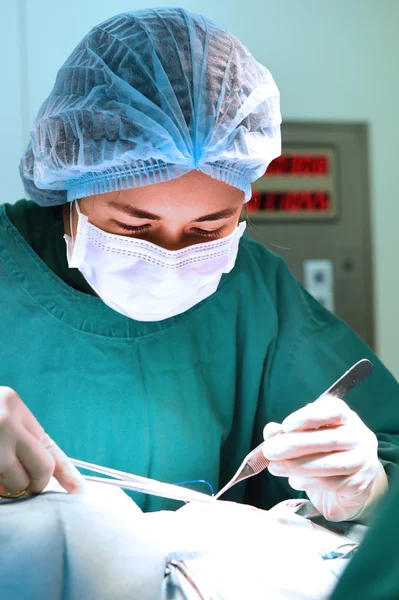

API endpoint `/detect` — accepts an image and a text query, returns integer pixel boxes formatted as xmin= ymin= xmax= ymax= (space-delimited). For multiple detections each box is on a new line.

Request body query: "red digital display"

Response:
xmin=265 ymin=154 xmax=329 ymax=176
xmin=247 ymin=191 xmax=330 ymax=213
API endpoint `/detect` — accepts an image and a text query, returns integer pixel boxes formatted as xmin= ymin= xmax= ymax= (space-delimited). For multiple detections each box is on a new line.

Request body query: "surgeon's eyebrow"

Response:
xmin=194 ymin=208 xmax=239 ymax=222
xmin=107 ymin=202 xmax=161 ymax=220
xmin=107 ymin=201 xmax=239 ymax=222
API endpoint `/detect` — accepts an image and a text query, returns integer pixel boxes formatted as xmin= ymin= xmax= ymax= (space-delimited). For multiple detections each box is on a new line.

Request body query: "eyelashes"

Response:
xmin=190 ymin=227 xmax=224 ymax=239
xmin=117 ymin=223 xmax=150 ymax=233
xmin=116 ymin=222 xmax=224 ymax=239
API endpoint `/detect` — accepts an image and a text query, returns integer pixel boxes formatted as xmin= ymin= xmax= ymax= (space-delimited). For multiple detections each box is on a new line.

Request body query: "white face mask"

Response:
xmin=64 ymin=201 xmax=246 ymax=321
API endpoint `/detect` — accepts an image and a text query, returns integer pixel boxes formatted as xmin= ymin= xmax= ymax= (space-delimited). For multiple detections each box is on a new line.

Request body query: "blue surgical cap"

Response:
xmin=20 ymin=8 xmax=281 ymax=206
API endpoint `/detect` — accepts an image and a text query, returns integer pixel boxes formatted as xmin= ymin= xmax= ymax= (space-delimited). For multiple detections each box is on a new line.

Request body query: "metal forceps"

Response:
xmin=70 ymin=458 xmax=214 ymax=505
xmin=214 ymin=359 xmax=373 ymax=500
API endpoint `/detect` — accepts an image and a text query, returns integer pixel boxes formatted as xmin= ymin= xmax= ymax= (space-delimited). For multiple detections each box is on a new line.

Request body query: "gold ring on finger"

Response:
xmin=0 ymin=488 xmax=28 ymax=499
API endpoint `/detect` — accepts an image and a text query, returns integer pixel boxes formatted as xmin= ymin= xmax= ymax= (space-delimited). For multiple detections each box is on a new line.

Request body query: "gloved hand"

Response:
xmin=0 ymin=387 xmax=84 ymax=496
xmin=262 ymin=396 xmax=388 ymax=522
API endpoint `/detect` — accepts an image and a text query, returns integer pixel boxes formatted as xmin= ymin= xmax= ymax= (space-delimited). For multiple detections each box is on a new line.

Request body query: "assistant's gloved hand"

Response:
xmin=262 ymin=396 xmax=388 ymax=522
xmin=0 ymin=387 xmax=85 ymax=496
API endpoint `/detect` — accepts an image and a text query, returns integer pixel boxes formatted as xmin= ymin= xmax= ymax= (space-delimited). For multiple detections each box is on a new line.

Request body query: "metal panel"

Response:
xmin=245 ymin=122 xmax=374 ymax=348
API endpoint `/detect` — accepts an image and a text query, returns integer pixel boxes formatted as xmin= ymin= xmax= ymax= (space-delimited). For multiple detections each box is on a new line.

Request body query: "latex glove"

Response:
xmin=263 ymin=396 xmax=388 ymax=522
xmin=0 ymin=387 xmax=84 ymax=496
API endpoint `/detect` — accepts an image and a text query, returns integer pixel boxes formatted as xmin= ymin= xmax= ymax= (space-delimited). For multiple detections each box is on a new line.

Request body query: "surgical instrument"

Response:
xmin=214 ymin=359 xmax=373 ymax=500
xmin=70 ymin=458 xmax=214 ymax=505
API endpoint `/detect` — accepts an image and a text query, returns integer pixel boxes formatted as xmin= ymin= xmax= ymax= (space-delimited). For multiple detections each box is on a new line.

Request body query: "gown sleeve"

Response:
xmin=329 ymin=473 xmax=399 ymax=599
xmin=244 ymin=255 xmax=399 ymax=510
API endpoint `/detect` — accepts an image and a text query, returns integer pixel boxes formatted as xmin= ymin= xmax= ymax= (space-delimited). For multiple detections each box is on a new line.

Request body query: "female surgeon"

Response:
xmin=0 ymin=8 xmax=398 ymax=521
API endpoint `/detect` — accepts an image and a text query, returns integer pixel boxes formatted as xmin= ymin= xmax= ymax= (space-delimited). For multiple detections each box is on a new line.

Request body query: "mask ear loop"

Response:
xmin=70 ymin=200 xmax=83 ymax=243
xmin=69 ymin=201 xmax=74 ymax=243
xmin=68 ymin=199 xmax=88 ymax=269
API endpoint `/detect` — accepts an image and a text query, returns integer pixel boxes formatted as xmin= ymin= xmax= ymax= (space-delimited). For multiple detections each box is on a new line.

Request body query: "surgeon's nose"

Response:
xmin=153 ymin=227 xmax=191 ymax=251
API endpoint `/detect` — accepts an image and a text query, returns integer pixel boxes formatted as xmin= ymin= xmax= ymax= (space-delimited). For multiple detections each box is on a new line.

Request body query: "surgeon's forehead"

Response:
xmin=94 ymin=172 xmax=245 ymax=218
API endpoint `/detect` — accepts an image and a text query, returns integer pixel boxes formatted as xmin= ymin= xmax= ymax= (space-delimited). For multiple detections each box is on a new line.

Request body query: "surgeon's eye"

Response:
xmin=116 ymin=222 xmax=151 ymax=234
xmin=191 ymin=227 xmax=223 ymax=239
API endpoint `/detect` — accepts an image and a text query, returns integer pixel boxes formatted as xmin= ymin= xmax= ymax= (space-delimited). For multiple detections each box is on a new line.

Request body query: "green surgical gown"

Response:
xmin=1 ymin=200 xmax=399 ymax=512
xmin=330 ymin=474 xmax=399 ymax=599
